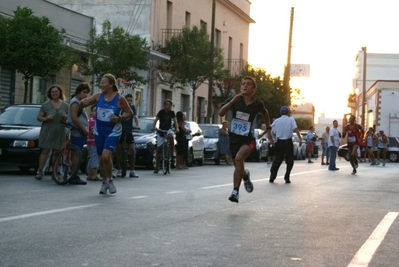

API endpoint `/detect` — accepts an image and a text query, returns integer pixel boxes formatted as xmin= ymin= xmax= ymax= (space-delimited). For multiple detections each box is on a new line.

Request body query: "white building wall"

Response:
xmin=379 ymin=89 xmax=399 ymax=136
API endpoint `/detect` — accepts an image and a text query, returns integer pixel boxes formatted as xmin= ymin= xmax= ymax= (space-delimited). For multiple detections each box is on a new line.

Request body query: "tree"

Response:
xmin=164 ymin=26 xmax=229 ymax=119
xmin=295 ymin=117 xmax=312 ymax=130
xmin=78 ymin=20 xmax=150 ymax=86
xmin=0 ymin=7 xmax=72 ymax=103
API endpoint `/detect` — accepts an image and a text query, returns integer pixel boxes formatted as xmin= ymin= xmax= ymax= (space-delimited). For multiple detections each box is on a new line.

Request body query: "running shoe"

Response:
xmin=228 ymin=189 xmax=239 ymax=203
xmin=243 ymin=169 xmax=253 ymax=193
xmin=116 ymin=169 xmax=122 ymax=177
xmin=35 ymin=169 xmax=43 ymax=180
xmin=129 ymin=171 xmax=139 ymax=178
xmin=99 ymin=181 xmax=108 ymax=194
xmin=351 ymin=168 xmax=357 ymax=175
xmin=370 ymin=161 xmax=376 ymax=166
xmin=153 ymin=169 xmax=159 ymax=174
xmin=376 ymin=161 xmax=380 ymax=165
xmin=107 ymin=179 xmax=117 ymax=194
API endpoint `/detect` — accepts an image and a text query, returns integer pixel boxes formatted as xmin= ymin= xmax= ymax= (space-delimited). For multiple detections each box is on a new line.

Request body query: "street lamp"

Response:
xmin=361 ymin=46 xmax=367 ymax=129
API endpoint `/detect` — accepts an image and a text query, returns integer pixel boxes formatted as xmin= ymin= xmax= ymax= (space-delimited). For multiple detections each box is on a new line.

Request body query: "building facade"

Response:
xmin=47 ymin=0 xmax=254 ymax=121
xmin=350 ymin=52 xmax=399 ymax=137
xmin=0 ymin=0 xmax=94 ymax=110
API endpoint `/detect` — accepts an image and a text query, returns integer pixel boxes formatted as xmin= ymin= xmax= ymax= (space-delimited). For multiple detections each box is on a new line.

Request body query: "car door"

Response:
xmin=189 ymin=122 xmax=204 ymax=159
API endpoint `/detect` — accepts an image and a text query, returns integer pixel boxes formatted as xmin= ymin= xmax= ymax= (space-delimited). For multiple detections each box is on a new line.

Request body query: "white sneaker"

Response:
xmin=129 ymin=171 xmax=139 ymax=178
xmin=99 ymin=181 xmax=108 ymax=194
xmin=107 ymin=179 xmax=117 ymax=194
xmin=116 ymin=169 xmax=122 ymax=177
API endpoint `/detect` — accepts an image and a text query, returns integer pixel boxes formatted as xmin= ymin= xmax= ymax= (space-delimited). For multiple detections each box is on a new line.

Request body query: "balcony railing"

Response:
xmin=226 ymin=59 xmax=247 ymax=77
xmin=161 ymin=29 xmax=183 ymax=49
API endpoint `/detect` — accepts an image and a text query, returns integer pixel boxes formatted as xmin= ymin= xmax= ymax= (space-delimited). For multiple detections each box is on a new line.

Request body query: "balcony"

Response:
xmin=161 ymin=29 xmax=183 ymax=51
xmin=226 ymin=59 xmax=247 ymax=77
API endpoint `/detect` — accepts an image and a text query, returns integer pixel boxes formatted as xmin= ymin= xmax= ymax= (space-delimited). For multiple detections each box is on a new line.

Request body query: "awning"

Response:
xmin=147 ymin=50 xmax=170 ymax=61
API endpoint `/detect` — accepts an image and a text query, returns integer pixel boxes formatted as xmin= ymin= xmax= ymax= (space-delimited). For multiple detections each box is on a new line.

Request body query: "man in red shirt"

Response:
xmin=342 ymin=115 xmax=364 ymax=175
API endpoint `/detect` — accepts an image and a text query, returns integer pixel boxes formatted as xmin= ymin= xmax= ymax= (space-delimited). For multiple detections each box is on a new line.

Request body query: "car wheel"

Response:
xmin=187 ymin=149 xmax=194 ymax=167
xmin=19 ymin=166 xmax=32 ymax=173
xmin=388 ymin=152 xmax=398 ymax=162
xmin=148 ymin=148 xmax=156 ymax=170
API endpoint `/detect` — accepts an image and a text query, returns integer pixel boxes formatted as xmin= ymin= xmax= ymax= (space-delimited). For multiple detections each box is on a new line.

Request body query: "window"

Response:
xmin=31 ymin=76 xmax=56 ymax=104
xmin=180 ymin=94 xmax=190 ymax=115
xmin=200 ymin=20 xmax=207 ymax=31
xmin=215 ymin=29 xmax=221 ymax=47
xmin=185 ymin=12 xmax=191 ymax=27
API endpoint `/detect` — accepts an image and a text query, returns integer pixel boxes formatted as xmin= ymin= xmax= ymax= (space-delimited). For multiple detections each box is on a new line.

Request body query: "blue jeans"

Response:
xmin=329 ymin=146 xmax=338 ymax=169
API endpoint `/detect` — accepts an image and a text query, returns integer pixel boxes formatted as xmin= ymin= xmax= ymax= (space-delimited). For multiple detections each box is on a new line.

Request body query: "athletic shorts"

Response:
xmin=95 ymin=135 xmax=119 ymax=155
xmin=229 ymin=140 xmax=256 ymax=159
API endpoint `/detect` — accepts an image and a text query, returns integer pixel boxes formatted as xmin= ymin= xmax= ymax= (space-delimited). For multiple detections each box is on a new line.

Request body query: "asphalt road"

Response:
xmin=1 ymin=159 xmax=398 ymax=267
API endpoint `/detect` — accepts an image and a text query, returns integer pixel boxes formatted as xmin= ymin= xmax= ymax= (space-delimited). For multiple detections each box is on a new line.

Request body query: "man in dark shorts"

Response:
xmin=115 ymin=94 xmax=140 ymax=178
xmin=219 ymin=76 xmax=272 ymax=203
xmin=342 ymin=114 xmax=364 ymax=175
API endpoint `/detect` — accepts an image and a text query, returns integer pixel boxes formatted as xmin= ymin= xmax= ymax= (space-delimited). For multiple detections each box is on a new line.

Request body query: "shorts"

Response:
xmin=156 ymin=129 xmax=174 ymax=147
xmin=118 ymin=132 xmax=134 ymax=145
xmin=306 ymin=142 xmax=315 ymax=154
xmin=229 ymin=139 xmax=256 ymax=159
xmin=71 ymin=136 xmax=87 ymax=150
xmin=95 ymin=135 xmax=119 ymax=155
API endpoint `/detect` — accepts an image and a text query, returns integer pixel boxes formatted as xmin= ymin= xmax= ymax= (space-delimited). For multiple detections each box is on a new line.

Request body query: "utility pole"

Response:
xmin=361 ymin=46 xmax=367 ymax=128
xmin=283 ymin=7 xmax=294 ymax=106
xmin=207 ymin=0 xmax=216 ymax=123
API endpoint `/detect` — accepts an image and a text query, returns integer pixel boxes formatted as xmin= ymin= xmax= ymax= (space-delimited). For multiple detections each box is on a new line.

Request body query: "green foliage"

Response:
xmin=164 ymin=26 xmax=228 ymax=91
xmin=294 ymin=117 xmax=312 ymax=131
xmin=78 ymin=20 xmax=151 ymax=86
xmin=240 ymin=65 xmax=289 ymax=120
xmin=0 ymin=7 xmax=72 ymax=103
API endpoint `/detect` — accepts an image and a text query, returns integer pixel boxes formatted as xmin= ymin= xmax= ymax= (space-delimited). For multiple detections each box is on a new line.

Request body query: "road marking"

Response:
xmin=348 ymin=212 xmax=399 ymax=267
xmin=200 ymin=168 xmax=332 ymax=189
xmin=165 ymin=191 xmax=184 ymax=194
xmin=0 ymin=204 xmax=100 ymax=223
xmin=128 ymin=195 xmax=149 ymax=199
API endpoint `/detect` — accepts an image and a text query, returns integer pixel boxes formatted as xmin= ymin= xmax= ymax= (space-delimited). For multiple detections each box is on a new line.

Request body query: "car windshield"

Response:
xmin=201 ymin=125 xmax=219 ymax=138
xmin=135 ymin=117 xmax=158 ymax=134
xmin=293 ymin=133 xmax=300 ymax=142
xmin=0 ymin=106 xmax=41 ymax=127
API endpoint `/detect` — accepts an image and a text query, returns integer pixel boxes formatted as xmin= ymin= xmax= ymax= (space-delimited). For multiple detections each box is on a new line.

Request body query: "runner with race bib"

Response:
xmin=219 ymin=76 xmax=272 ymax=203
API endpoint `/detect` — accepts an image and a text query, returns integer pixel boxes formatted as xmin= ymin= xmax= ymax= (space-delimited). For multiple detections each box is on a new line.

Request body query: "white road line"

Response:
xmin=128 ymin=195 xmax=149 ymax=199
xmin=0 ymin=204 xmax=100 ymax=223
xmin=348 ymin=212 xmax=399 ymax=267
xmin=165 ymin=191 xmax=184 ymax=194
xmin=200 ymin=168 xmax=331 ymax=189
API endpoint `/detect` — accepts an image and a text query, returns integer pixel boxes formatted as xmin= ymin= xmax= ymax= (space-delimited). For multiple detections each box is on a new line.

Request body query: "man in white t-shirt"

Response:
xmin=328 ymin=120 xmax=340 ymax=171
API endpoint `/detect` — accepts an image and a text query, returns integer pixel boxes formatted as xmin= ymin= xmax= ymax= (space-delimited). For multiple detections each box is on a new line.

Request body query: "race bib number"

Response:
xmin=348 ymin=136 xmax=356 ymax=142
xmin=231 ymin=118 xmax=251 ymax=136
xmin=97 ymin=107 xmax=114 ymax=122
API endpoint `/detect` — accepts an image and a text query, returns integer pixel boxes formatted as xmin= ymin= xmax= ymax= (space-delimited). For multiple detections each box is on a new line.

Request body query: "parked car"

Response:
xmin=186 ymin=121 xmax=204 ymax=166
xmin=0 ymin=104 xmax=87 ymax=173
xmin=247 ymin=128 xmax=268 ymax=162
xmin=199 ymin=124 xmax=222 ymax=165
xmin=337 ymin=137 xmax=399 ymax=162
xmin=293 ymin=133 xmax=306 ymax=160
xmin=133 ymin=116 xmax=158 ymax=169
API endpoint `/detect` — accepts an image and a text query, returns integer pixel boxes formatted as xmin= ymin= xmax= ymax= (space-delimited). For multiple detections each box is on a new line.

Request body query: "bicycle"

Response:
xmin=156 ymin=129 xmax=172 ymax=175
xmin=52 ymin=122 xmax=82 ymax=185
xmin=117 ymin=127 xmax=140 ymax=178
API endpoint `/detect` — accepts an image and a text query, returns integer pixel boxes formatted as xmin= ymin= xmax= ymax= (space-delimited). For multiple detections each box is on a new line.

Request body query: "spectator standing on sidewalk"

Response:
xmin=67 ymin=83 xmax=91 ymax=185
xmin=115 ymin=94 xmax=140 ymax=178
xmin=306 ymin=126 xmax=317 ymax=163
xmin=364 ymin=127 xmax=377 ymax=165
xmin=321 ymin=126 xmax=330 ymax=165
xmin=376 ymin=130 xmax=388 ymax=166
xmin=218 ymin=121 xmax=234 ymax=165
xmin=35 ymin=85 xmax=68 ymax=180
xmin=219 ymin=76 xmax=272 ymax=203
xmin=86 ymin=105 xmax=101 ymax=181
xmin=269 ymin=106 xmax=302 ymax=184
xmin=328 ymin=120 xmax=340 ymax=171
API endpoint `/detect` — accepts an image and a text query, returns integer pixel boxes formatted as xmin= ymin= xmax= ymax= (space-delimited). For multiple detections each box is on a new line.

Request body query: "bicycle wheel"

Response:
xmin=52 ymin=144 xmax=81 ymax=185
xmin=121 ymin=143 xmax=128 ymax=178
xmin=162 ymin=141 xmax=169 ymax=175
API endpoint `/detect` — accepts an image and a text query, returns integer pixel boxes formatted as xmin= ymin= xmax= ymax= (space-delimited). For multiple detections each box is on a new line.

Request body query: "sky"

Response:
xmin=248 ymin=0 xmax=399 ymax=120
